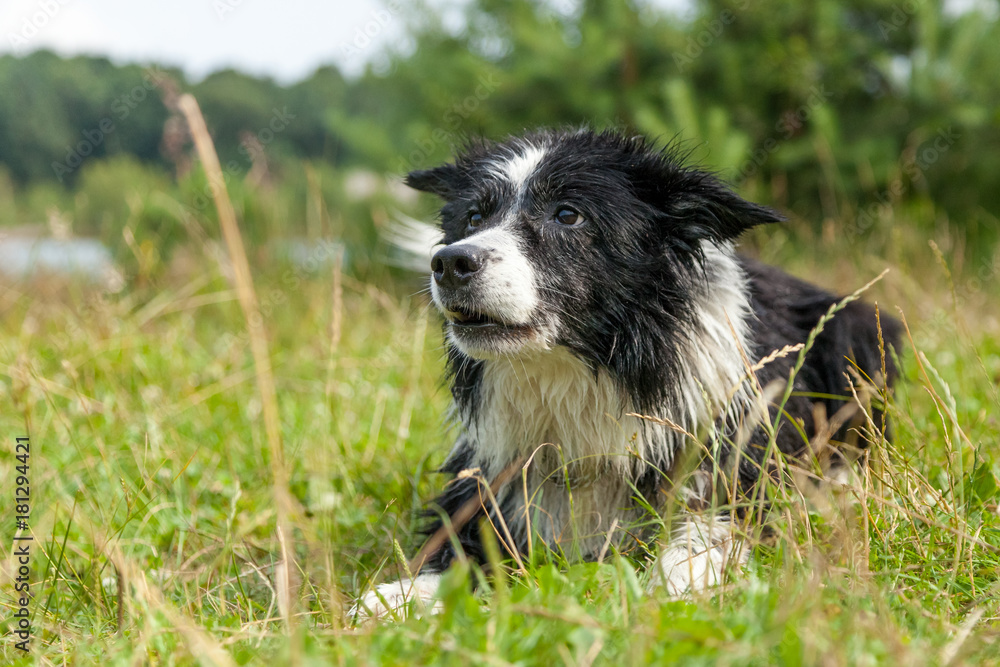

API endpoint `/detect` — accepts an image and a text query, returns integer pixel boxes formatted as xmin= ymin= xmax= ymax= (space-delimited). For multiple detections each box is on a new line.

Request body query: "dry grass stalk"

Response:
xmin=110 ymin=548 xmax=238 ymax=667
xmin=176 ymin=93 xmax=299 ymax=629
xmin=325 ymin=251 xmax=343 ymax=402
xmin=408 ymin=457 xmax=525 ymax=576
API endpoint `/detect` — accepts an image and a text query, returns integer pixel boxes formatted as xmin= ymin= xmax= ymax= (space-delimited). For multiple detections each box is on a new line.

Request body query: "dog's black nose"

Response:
xmin=432 ymin=245 xmax=483 ymax=288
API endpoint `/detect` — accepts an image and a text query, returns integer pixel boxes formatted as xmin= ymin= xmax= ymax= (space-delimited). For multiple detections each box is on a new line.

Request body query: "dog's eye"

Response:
xmin=468 ymin=211 xmax=483 ymax=228
xmin=554 ymin=208 xmax=583 ymax=226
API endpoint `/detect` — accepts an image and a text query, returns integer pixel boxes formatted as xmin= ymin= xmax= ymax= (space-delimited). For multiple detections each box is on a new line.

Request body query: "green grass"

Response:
xmin=1 ymin=226 xmax=999 ymax=665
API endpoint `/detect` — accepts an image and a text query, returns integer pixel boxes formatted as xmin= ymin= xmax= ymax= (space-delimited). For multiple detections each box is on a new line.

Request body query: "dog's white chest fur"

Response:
xmin=472 ymin=347 xmax=647 ymax=478
xmin=465 ymin=348 xmax=660 ymax=552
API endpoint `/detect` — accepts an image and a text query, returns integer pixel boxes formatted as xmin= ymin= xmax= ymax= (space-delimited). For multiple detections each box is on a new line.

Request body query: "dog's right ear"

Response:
xmin=406 ymin=164 xmax=462 ymax=200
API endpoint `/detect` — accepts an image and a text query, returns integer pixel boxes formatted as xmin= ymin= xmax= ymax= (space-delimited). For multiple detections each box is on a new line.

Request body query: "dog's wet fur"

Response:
xmin=356 ymin=129 xmax=900 ymax=617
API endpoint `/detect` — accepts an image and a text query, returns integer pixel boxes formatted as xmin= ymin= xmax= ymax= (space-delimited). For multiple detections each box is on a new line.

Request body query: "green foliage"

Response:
xmin=2 ymin=0 xmax=1000 ymax=246
xmin=73 ymin=156 xmax=175 ymax=257
xmin=330 ymin=0 xmax=1000 ymax=236
xmin=0 ymin=51 xmax=174 ymax=184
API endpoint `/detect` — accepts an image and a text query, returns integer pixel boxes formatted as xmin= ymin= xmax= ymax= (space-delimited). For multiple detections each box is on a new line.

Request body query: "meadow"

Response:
xmin=1 ymin=141 xmax=999 ymax=665
xmin=2 ymin=1 xmax=1000 ymax=661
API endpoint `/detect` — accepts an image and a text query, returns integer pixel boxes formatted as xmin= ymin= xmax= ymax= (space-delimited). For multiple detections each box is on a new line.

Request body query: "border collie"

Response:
xmin=356 ymin=129 xmax=900 ymax=617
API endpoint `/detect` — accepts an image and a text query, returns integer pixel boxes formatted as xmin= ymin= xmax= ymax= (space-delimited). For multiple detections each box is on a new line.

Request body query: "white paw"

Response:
xmin=649 ymin=516 xmax=747 ymax=595
xmin=351 ymin=574 xmax=443 ymax=621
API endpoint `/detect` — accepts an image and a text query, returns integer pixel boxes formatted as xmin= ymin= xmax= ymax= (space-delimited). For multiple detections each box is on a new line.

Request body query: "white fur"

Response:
xmin=431 ymin=226 xmax=551 ymax=359
xmin=680 ymin=242 xmax=767 ymax=437
xmin=474 ymin=347 xmax=652 ymax=479
xmin=649 ymin=515 xmax=748 ymax=595
xmin=471 ymin=347 xmax=658 ymax=555
xmin=352 ymin=573 xmax=443 ymax=620
xmin=489 ymin=144 xmax=547 ymax=196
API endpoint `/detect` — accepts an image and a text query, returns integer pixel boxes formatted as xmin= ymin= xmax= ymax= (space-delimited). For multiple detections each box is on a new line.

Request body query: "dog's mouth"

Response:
xmin=443 ymin=306 xmax=533 ymax=331
xmin=445 ymin=307 xmax=508 ymax=328
xmin=441 ymin=306 xmax=541 ymax=354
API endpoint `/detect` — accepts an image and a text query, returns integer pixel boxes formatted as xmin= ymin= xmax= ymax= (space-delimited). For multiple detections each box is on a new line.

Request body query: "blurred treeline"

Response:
xmin=1 ymin=0 xmax=998 ymax=279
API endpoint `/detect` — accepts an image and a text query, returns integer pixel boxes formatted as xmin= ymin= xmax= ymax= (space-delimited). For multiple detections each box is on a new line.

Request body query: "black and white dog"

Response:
xmin=358 ymin=129 xmax=899 ymax=617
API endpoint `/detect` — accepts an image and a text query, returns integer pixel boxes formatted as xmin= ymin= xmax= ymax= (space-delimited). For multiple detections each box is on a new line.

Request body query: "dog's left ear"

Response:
xmin=406 ymin=164 xmax=462 ymax=200
xmin=672 ymin=178 xmax=784 ymax=242
xmin=630 ymin=155 xmax=783 ymax=243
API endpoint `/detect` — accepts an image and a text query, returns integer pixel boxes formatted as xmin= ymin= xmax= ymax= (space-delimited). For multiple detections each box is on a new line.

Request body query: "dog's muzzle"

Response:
xmin=429 ymin=234 xmax=546 ymax=356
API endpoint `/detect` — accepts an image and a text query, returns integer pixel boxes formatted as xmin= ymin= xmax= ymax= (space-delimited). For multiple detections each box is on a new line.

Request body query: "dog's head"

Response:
xmin=407 ymin=129 xmax=781 ymax=364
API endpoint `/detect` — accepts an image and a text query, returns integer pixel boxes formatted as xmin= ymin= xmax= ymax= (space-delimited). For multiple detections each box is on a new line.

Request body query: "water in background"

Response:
xmin=0 ymin=235 xmax=123 ymax=291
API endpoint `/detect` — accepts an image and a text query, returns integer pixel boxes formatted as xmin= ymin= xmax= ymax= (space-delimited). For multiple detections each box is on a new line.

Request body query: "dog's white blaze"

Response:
xmin=352 ymin=573 xmax=443 ymax=620
xmin=488 ymin=144 xmax=546 ymax=197
xmin=650 ymin=515 xmax=748 ymax=595
xmin=430 ymin=227 xmax=540 ymax=326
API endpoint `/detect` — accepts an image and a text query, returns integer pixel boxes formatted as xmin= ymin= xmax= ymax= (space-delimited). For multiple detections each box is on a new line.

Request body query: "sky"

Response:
xmin=0 ymin=0 xmax=691 ymax=83
xmin=0 ymin=0 xmax=410 ymax=81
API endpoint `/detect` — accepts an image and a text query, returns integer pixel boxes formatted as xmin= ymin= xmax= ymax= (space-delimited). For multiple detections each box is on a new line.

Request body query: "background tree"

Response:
xmin=1 ymin=0 xmax=997 ymax=250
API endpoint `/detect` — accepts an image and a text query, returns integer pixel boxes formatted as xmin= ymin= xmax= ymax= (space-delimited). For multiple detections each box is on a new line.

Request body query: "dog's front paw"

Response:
xmin=649 ymin=517 xmax=748 ymax=596
xmin=351 ymin=573 xmax=443 ymax=621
